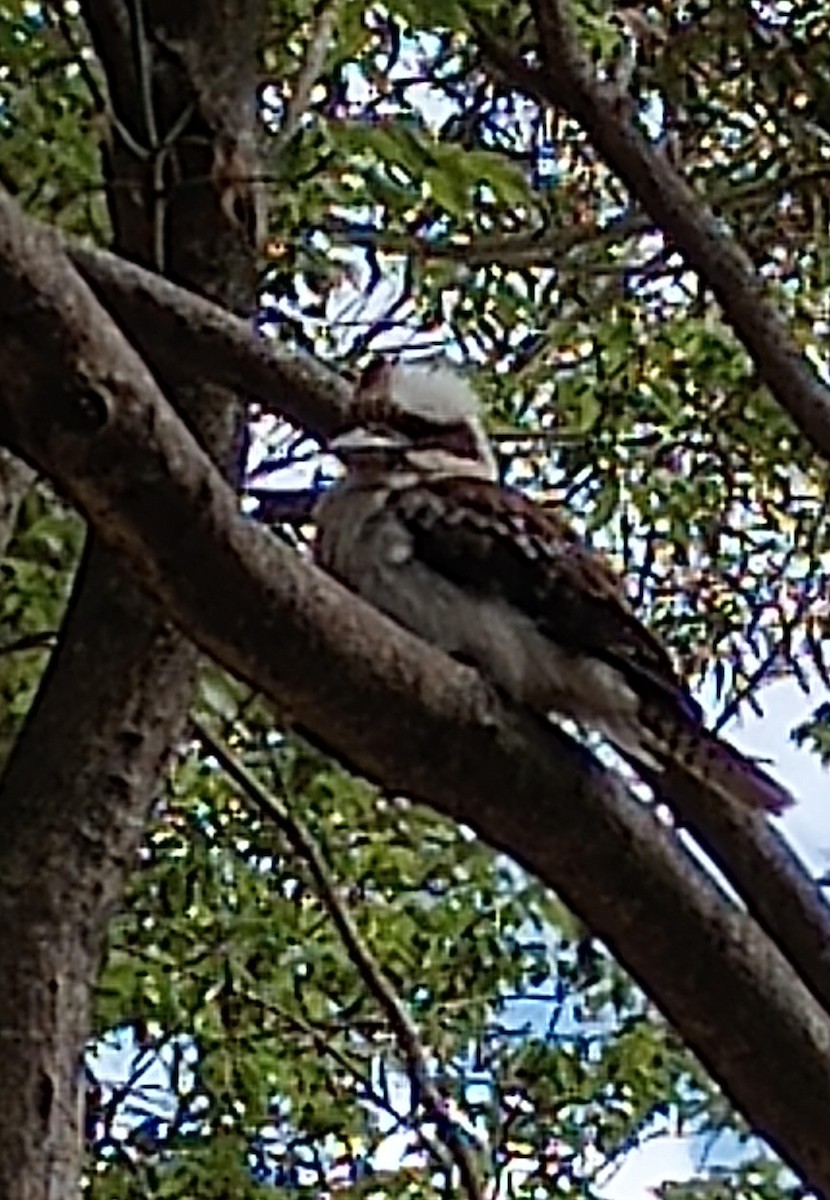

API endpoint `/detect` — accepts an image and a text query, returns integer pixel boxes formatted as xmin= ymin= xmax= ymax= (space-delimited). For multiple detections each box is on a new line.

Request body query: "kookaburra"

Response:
xmin=314 ymin=360 xmax=792 ymax=814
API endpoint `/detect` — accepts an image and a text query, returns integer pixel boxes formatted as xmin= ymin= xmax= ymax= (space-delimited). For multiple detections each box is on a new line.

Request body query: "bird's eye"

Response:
xmin=392 ymin=417 xmax=480 ymax=460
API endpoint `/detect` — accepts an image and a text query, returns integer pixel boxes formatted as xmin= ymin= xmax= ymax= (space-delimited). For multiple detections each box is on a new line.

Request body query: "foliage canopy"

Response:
xmin=1 ymin=0 xmax=828 ymax=1197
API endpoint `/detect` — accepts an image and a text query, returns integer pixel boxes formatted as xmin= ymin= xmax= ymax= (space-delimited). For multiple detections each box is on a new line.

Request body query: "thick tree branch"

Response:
xmin=69 ymin=242 xmax=351 ymax=438
xmin=662 ymin=767 xmax=830 ymax=1019
xmin=0 ymin=0 xmax=267 ymax=1193
xmin=65 ymin=209 xmax=830 ymax=1020
xmin=2 ymin=196 xmax=830 ymax=1192
xmin=475 ymin=7 xmax=830 ymax=462
xmin=473 ymin=5 xmax=830 ymax=1020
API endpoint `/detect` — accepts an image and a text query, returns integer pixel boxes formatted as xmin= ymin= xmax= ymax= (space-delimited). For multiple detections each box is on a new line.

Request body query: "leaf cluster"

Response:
xmin=0 ymin=2 xmax=822 ymax=1198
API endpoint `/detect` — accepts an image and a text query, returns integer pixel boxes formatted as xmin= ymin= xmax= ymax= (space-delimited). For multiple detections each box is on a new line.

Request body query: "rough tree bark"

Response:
xmin=0 ymin=2 xmax=265 ymax=1196
xmin=477 ymin=3 xmax=830 ymax=457
xmin=59 ymin=218 xmax=830 ymax=1029
xmin=2 ymin=2 xmax=830 ymax=1196
xmin=2 ymin=194 xmax=830 ymax=1191
xmin=0 ymin=449 xmax=33 ymax=561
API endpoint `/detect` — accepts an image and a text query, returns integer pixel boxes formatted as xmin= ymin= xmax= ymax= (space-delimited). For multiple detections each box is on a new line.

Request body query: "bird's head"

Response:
xmin=328 ymin=359 xmax=498 ymax=482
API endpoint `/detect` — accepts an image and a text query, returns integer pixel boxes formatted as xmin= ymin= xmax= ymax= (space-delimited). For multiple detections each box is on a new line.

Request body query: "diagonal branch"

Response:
xmin=2 ymin=193 xmax=830 ymax=1191
xmin=66 ymin=202 xmax=830 ymax=1022
xmin=474 ymin=1 xmax=830 ymax=1022
xmin=66 ymin=218 xmax=830 ymax=471
xmin=194 ymin=718 xmax=487 ymax=1200
xmin=661 ymin=764 xmax=830 ymax=1018
xmin=271 ymin=0 xmax=342 ymax=160
xmin=324 ymin=166 xmax=830 ymax=270
xmin=474 ymin=5 xmax=830 ymax=462
xmin=67 ymin=242 xmax=351 ymax=438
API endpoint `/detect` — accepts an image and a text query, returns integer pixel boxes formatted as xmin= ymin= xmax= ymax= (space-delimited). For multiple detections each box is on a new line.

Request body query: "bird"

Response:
xmin=314 ymin=358 xmax=793 ymax=814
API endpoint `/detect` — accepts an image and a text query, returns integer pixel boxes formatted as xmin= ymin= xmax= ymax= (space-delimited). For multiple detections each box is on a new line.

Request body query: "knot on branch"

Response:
xmin=63 ymin=386 xmax=112 ymax=435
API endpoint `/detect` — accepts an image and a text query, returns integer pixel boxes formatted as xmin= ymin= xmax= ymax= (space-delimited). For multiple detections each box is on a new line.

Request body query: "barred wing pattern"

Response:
xmin=389 ymin=477 xmax=791 ymax=814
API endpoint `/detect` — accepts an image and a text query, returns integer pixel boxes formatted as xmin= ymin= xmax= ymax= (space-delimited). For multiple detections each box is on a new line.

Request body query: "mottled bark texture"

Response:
xmin=0 ymin=1 xmax=266 ymax=1196
xmin=2 ymin=0 xmax=830 ymax=1195
xmin=0 ymin=448 xmax=33 ymax=561
xmin=57 ymin=250 xmax=830 ymax=1024
xmin=2 ymin=194 xmax=830 ymax=1190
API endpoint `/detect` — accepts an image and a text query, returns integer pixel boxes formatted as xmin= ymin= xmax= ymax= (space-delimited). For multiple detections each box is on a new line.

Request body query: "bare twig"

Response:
xmin=471 ymin=0 xmax=830 ymax=1037
xmin=128 ymin=0 xmax=158 ymax=152
xmin=272 ymin=0 xmax=342 ymax=160
xmin=43 ymin=0 xmax=108 ymax=115
xmin=473 ymin=6 xmax=830 ymax=460
xmin=46 ymin=0 xmax=153 ymax=161
xmin=324 ymin=166 xmax=830 ymax=269
xmin=4 ymin=190 xmax=830 ymax=1190
xmin=262 ymin=999 xmax=459 ymax=1171
xmin=0 ymin=632 xmax=59 ymax=657
xmin=193 ymin=717 xmax=488 ymax=1200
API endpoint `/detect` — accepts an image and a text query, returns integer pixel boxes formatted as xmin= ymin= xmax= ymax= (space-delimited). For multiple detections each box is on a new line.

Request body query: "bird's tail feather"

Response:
xmin=635 ymin=702 xmax=793 ymax=814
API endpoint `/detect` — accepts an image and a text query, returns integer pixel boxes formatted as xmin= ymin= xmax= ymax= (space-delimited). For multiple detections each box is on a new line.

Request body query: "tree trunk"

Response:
xmin=0 ymin=2 xmax=265 ymax=1195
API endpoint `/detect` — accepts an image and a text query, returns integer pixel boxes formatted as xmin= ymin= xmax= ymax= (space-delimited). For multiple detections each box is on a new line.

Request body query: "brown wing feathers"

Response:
xmin=394 ymin=477 xmax=700 ymax=720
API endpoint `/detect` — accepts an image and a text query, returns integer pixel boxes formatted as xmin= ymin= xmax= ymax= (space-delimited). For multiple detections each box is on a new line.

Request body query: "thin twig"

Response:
xmin=272 ymin=0 xmax=342 ymax=160
xmin=43 ymin=0 xmax=108 ymax=114
xmin=0 ymin=631 xmax=58 ymax=657
xmin=44 ymin=0 xmax=152 ymax=161
xmin=714 ymin=494 xmax=830 ymax=731
xmin=191 ymin=717 xmax=488 ymax=1200
xmin=260 ymin=998 xmax=459 ymax=1173
xmin=330 ymin=164 xmax=830 ymax=269
xmin=129 ymin=0 xmax=158 ymax=151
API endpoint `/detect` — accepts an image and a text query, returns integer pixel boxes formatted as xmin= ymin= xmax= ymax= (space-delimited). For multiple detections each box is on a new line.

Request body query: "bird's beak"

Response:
xmin=328 ymin=426 xmax=408 ymax=460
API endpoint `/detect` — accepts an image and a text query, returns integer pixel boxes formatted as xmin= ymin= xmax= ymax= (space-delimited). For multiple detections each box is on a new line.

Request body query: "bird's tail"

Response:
xmin=635 ymin=701 xmax=794 ymax=814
